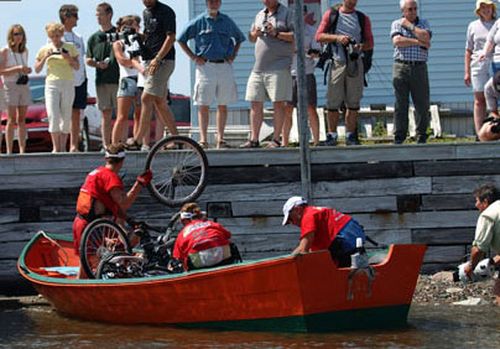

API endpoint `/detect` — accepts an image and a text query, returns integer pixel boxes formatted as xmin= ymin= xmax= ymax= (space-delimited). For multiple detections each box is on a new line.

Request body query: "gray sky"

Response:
xmin=0 ymin=0 xmax=191 ymax=95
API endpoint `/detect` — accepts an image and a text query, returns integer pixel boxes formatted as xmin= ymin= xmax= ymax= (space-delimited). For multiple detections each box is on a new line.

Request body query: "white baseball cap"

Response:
xmin=282 ymin=196 xmax=307 ymax=225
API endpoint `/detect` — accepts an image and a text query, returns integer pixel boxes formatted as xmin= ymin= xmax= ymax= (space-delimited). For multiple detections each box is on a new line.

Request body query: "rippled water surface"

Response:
xmin=1 ymin=302 xmax=499 ymax=349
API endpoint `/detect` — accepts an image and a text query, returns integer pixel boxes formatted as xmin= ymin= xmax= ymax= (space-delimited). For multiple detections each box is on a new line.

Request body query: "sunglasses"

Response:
xmin=13 ymin=32 xmax=23 ymax=36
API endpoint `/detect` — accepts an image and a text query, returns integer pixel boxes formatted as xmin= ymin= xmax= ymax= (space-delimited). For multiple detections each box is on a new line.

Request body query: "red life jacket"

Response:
xmin=76 ymin=166 xmax=124 ymax=219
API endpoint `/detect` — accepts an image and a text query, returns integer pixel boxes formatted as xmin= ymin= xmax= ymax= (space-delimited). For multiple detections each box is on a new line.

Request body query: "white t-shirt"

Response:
xmin=466 ymin=19 xmax=494 ymax=66
xmin=63 ymin=30 xmax=86 ymax=86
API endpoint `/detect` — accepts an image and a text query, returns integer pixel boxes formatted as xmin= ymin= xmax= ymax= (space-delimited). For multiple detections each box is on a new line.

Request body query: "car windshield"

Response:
xmin=30 ymin=78 xmax=45 ymax=103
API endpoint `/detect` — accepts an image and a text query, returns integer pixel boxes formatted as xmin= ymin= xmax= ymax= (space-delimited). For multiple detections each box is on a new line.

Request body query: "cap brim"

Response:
xmin=282 ymin=212 xmax=290 ymax=225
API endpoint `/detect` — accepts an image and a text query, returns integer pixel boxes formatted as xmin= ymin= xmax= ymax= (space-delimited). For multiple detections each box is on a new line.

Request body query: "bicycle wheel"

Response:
xmin=79 ymin=218 xmax=131 ymax=279
xmin=145 ymin=135 xmax=208 ymax=207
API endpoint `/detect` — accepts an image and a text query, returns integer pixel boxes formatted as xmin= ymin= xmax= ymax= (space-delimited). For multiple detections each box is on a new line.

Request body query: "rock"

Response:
xmin=445 ymin=287 xmax=463 ymax=294
xmin=432 ymin=271 xmax=454 ymax=282
xmin=452 ymin=297 xmax=485 ymax=306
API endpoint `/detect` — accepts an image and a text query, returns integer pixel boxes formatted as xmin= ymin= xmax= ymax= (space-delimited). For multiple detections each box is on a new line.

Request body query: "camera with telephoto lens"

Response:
xmin=16 ymin=74 xmax=29 ymax=85
xmin=102 ymin=26 xmax=146 ymax=58
xmin=316 ymin=45 xmax=333 ymax=71
xmin=347 ymin=39 xmax=361 ymax=61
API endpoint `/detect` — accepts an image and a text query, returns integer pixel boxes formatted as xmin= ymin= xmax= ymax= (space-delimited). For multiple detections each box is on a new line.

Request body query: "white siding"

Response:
xmin=187 ymin=0 xmax=477 ymax=123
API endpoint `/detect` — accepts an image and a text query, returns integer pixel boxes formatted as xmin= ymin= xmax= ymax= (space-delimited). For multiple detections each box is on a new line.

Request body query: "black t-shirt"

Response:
xmin=86 ymin=27 xmax=119 ymax=84
xmin=143 ymin=1 xmax=176 ymax=61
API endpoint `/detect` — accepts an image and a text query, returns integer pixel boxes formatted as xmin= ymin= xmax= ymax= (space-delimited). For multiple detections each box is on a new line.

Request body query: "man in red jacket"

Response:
xmin=282 ymin=196 xmax=366 ymax=267
xmin=72 ymin=144 xmax=152 ymax=255
xmin=172 ymin=202 xmax=238 ymax=271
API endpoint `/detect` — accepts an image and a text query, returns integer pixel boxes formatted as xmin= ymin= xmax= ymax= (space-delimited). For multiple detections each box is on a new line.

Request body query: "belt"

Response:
xmin=204 ymin=59 xmax=226 ymax=64
xmin=395 ymin=60 xmax=426 ymax=66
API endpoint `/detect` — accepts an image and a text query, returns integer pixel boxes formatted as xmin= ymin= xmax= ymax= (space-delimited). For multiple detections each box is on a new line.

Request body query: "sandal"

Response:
xmin=265 ymin=139 xmax=281 ymax=149
xmin=124 ymin=138 xmax=142 ymax=151
xmin=216 ymin=140 xmax=231 ymax=149
xmin=239 ymin=140 xmax=260 ymax=148
xmin=198 ymin=141 xmax=209 ymax=149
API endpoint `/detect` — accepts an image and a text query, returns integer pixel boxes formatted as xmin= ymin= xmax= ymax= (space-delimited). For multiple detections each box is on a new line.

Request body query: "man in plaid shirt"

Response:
xmin=391 ymin=0 xmax=432 ymax=144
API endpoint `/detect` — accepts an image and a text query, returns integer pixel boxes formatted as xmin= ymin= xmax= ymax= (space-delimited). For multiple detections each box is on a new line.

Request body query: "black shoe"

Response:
xmin=416 ymin=135 xmax=427 ymax=144
xmin=239 ymin=140 xmax=260 ymax=148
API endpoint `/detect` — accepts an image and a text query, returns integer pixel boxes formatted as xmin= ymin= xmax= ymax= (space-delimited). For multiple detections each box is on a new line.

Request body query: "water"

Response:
xmin=1 ymin=301 xmax=499 ymax=349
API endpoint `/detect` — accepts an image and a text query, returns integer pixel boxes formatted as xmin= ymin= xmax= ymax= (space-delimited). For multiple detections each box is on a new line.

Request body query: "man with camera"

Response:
xmin=391 ymin=0 xmax=432 ymax=144
xmin=480 ymin=71 xmax=500 ymax=141
xmin=242 ymin=0 xmax=294 ymax=149
xmin=59 ymin=5 xmax=88 ymax=153
xmin=125 ymin=0 xmax=179 ymax=150
xmin=316 ymin=0 xmax=374 ymax=146
xmin=86 ymin=2 xmax=120 ymax=150
xmin=463 ymin=184 xmax=500 ymax=305
xmin=178 ymin=0 xmax=245 ymax=149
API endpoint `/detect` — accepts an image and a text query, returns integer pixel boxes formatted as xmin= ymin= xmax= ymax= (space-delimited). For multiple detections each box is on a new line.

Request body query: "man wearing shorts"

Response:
xmin=242 ymin=0 xmax=294 ymax=149
xmin=316 ymin=0 xmax=374 ymax=146
xmin=126 ymin=0 xmax=178 ymax=149
xmin=60 ymin=5 xmax=88 ymax=153
xmin=178 ymin=0 xmax=245 ymax=149
xmin=86 ymin=2 xmax=119 ymax=150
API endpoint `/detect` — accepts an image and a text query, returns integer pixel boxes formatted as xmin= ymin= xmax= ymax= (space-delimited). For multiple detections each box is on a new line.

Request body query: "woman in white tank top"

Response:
xmin=0 ymin=24 xmax=32 ymax=154
xmin=111 ymin=15 xmax=145 ymax=146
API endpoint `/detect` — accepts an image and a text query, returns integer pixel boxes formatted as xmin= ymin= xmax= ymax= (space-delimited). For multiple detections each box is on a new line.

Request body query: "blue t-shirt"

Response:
xmin=178 ymin=11 xmax=245 ymax=61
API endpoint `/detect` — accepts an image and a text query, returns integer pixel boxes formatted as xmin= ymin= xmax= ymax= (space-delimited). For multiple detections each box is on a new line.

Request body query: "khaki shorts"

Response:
xmin=194 ymin=62 xmax=237 ymax=106
xmin=4 ymin=81 xmax=32 ymax=106
xmin=326 ymin=59 xmax=364 ymax=111
xmin=245 ymin=69 xmax=293 ymax=103
xmin=143 ymin=59 xmax=175 ymax=98
xmin=96 ymin=83 xmax=118 ymax=111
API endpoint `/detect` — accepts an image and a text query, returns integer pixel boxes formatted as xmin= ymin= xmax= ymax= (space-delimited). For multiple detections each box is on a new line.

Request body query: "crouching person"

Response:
xmin=282 ymin=196 xmax=366 ymax=267
xmin=172 ymin=202 xmax=241 ymax=271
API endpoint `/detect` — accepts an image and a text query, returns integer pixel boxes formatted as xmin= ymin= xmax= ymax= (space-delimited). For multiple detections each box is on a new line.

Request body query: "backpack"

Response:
xmin=325 ymin=7 xmax=373 ymax=85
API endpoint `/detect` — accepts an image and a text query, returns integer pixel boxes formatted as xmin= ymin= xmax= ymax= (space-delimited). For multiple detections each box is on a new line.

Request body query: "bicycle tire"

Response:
xmin=145 ymin=135 xmax=208 ymax=207
xmin=79 ymin=218 xmax=130 ymax=279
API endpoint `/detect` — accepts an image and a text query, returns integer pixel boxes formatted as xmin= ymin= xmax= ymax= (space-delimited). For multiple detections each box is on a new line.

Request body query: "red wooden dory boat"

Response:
xmin=18 ymin=232 xmax=426 ymax=332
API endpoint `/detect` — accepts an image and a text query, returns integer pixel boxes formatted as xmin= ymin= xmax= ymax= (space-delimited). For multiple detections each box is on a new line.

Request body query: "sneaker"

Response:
xmin=140 ymin=144 xmax=151 ymax=152
xmin=345 ymin=133 xmax=360 ymax=146
xmin=239 ymin=140 xmax=260 ymax=148
xmin=325 ymin=133 xmax=338 ymax=146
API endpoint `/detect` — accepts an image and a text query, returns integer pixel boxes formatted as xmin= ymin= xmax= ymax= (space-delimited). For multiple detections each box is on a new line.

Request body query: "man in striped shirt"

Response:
xmin=391 ymin=0 xmax=432 ymax=144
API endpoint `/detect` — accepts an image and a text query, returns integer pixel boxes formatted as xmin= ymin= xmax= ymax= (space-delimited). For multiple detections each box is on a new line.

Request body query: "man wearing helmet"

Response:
xmin=172 ymin=202 xmax=240 ymax=271
xmin=72 ymin=143 xmax=152 ymax=257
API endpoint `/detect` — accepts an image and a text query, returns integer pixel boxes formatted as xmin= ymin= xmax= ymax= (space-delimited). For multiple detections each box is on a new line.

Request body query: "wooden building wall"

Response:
xmin=2 ymin=142 xmax=500 ymax=294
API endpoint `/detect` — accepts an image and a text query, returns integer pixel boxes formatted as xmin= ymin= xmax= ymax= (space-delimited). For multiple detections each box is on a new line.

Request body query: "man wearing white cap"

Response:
xmin=72 ymin=143 xmax=152 ymax=261
xmin=282 ymin=196 xmax=366 ymax=267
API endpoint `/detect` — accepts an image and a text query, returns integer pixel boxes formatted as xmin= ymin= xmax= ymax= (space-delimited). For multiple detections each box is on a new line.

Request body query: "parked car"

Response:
xmin=1 ymin=76 xmax=191 ymax=152
xmin=1 ymin=75 xmax=100 ymax=153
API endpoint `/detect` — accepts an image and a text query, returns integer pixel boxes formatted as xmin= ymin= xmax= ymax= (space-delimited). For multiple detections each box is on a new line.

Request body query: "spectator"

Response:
xmin=479 ymin=71 xmax=500 ymax=141
xmin=0 ymin=24 xmax=32 ymax=154
xmin=178 ymin=0 xmax=245 ymax=149
xmin=315 ymin=0 xmax=374 ymax=146
xmin=0 ymin=80 xmax=4 ymax=153
xmin=86 ymin=2 xmax=120 ymax=150
xmin=282 ymin=8 xmax=320 ymax=147
xmin=391 ymin=0 xmax=432 ymax=144
xmin=111 ymin=15 xmax=144 ymax=145
xmin=172 ymin=202 xmax=240 ymax=271
xmin=282 ymin=196 xmax=366 ymax=267
xmin=125 ymin=0 xmax=178 ymax=150
xmin=465 ymin=0 xmax=496 ymax=138
xmin=482 ymin=2 xmax=500 ymax=75
xmin=59 ymin=5 xmax=88 ymax=153
xmin=463 ymin=184 xmax=500 ymax=306
xmin=242 ymin=0 xmax=294 ymax=149
xmin=34 ymin=23 xmax=79 ymax=153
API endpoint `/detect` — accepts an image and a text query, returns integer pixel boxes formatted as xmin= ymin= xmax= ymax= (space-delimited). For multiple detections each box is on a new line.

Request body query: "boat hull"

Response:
xmin=18 ymin=233 xmax=426 ymax=332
